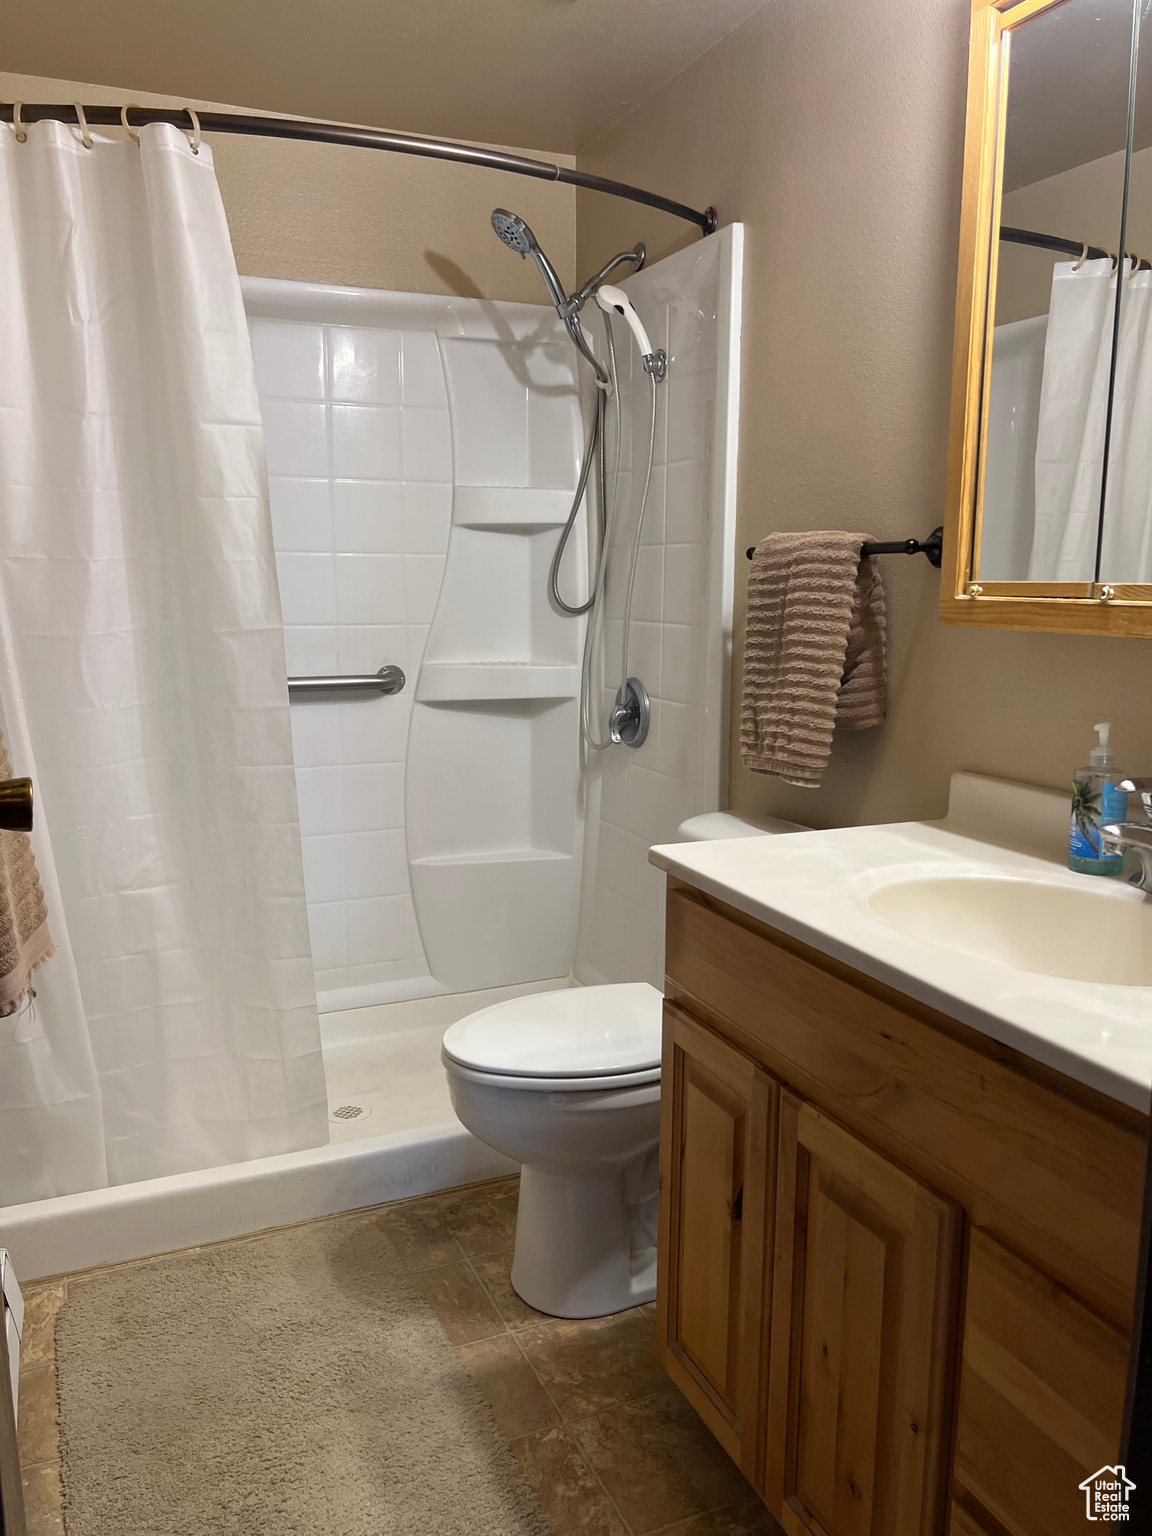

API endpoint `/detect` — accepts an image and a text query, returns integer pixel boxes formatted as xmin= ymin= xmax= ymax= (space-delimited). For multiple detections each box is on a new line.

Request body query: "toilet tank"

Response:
xmin=675 ymin=810 xmax=809 ymax=842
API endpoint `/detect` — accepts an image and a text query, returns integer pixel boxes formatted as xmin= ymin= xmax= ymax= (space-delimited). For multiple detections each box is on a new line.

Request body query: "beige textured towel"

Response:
xmin=0 ymin=732 xmax=53 ymax=1015
xmin=740 ymin=531 xmax=887 ymax=788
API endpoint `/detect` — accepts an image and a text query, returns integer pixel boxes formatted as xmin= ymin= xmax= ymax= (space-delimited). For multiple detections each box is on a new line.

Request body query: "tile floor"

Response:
xmin=16 ymin=1175 xmax=782 ymax=1536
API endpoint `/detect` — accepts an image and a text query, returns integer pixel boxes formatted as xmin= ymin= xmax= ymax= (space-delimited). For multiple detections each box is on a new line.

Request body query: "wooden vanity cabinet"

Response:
xmin=656 ymin=878 xmax=1146 ymax=1536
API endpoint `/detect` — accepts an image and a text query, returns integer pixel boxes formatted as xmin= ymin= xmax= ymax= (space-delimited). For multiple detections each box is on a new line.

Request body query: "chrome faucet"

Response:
xmin=1102 ymin=778 xmax=1152 ymax=891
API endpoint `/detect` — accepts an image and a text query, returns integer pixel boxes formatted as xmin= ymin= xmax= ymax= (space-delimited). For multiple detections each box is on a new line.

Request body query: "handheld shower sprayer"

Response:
xmin=593 ymin=285 xmax=667 ymax=380
xmin=491 ymin=208 xmax=609 ymax=389
xmin=490 ymin=209 xmax=569 ymax=315
xmin=593 ymin=285 xmax=652 ymax=355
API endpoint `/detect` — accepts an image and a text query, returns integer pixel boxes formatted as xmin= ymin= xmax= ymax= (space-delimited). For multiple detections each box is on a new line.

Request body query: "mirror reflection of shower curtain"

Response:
xmin=1028 ymin=258 xmax=1116 ymax=580
xmin=0 ymin=119 xmax=328 ymax=1203
xmin=981 ymin=313 xmax=1046 ymax=579
xmin=1099 ymin=267 xmax=1152 ymax=580
xmin=1028 ymin=259 xmax=1152 ymax=581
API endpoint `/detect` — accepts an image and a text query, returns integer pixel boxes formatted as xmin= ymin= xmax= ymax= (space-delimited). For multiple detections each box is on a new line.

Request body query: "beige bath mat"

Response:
xmin=55 ymin=1216 xmax=549 ymax=1536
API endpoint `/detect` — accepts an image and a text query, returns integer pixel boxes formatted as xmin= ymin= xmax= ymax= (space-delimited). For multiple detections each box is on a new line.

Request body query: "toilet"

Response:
xmin=442 ymin=809 xmax=806 ymax=1319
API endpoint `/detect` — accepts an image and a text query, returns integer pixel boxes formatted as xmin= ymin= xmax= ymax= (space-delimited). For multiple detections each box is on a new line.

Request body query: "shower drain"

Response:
xmin=330 ymin=1103 xmax=370 ymax=1122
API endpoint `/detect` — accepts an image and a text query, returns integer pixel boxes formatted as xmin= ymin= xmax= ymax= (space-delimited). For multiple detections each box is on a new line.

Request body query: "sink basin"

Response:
xmin=867 ymin=874 xmax=1152 ymax=987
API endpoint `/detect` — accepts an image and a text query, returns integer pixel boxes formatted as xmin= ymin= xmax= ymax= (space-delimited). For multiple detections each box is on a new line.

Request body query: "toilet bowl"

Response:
xmin=442 ymin=810 xmax=806 ymax=1319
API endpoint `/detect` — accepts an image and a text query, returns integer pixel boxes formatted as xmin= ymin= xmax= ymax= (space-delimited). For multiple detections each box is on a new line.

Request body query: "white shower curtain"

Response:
xmin=1028 ymin=257 xmax=1116 ymax=581
xmin=1099 ymin=266 xmax=1152 ymax=581
xmin=0 ymin=118 xmax=328 ymax=1203
xmin=1029 ymin=258 xmax=1152 ymax=581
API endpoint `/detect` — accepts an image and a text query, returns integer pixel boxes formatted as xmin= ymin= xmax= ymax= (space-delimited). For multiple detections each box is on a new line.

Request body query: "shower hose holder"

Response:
xmin=643 ymin=350 xmax=668 ymax=383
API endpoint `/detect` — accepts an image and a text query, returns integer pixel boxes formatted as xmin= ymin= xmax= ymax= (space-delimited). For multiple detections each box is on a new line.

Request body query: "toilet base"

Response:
xmin=510 ymin=1162 xmax=658 ymax=1319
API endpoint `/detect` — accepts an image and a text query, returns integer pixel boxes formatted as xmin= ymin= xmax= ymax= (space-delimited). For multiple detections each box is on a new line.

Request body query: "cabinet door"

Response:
xmin=657 ymin=1003 xmax=778 ymax=1481
xmin=764 ymin=1093 xmax=960 ymax=1536
xmin=952 ymin=1228 xmax=1129 ymax=1536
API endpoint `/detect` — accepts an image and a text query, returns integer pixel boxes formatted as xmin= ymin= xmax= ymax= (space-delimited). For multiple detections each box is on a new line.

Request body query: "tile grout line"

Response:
xmin=508 ymin=1325 xmax=640 ymax=1536
xmin=554 ymin=1376 xmax=757 ymax=1536
xmin=454 ymin=1239 xmax=728 ymax=1536
xmin=451 ymin=1220 xmax=638 ymax=1532
xmin=460 ymin=1253 xmax=514 ymax=1335
xmin=461 ymin=1250 xmax=639 ymax=1535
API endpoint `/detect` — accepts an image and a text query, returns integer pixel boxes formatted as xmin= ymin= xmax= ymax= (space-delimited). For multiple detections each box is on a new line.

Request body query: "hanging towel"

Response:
xmin=740 ymin=531 xmax=887 ymax=788
xmin=0 ymin=732 xmax=53 ymax=1016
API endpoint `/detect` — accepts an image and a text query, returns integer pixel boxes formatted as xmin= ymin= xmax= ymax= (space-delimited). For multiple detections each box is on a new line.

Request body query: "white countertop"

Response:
xmin=650 ymin=775 xmax=1152 ymax=1112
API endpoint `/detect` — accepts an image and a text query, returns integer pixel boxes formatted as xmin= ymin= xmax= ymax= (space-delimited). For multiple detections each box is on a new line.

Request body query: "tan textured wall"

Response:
xmin=0 ymin=72 xmax=575 ymax=300
xmin=576 ymin=0 xmax=1152 ymax=831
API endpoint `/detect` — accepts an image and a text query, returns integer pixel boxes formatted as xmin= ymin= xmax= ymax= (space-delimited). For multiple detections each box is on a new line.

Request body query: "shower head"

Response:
xmin=491 ymin=207 xmax=611 ymax=389
xmin=491 ymin=209 xmax=534 ymax=257
xmin=490 ymin=207 xmax=569 ymax=316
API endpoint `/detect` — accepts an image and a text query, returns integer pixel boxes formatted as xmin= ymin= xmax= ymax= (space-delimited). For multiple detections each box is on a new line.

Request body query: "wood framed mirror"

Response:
xmin=941 ymin=0 xmax=1152 ymax=636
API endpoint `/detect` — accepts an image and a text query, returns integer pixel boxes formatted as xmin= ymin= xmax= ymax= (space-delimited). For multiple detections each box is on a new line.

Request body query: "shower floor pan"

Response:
xmin=0 ymin=978 xmax=571 ymax=1282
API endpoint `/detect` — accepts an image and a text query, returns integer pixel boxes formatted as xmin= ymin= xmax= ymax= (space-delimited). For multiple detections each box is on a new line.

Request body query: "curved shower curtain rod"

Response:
xmin=0 ymin=102 xmax=718 ymax=236
xmin=1001 ymin=224 xmax=1152 ymax=273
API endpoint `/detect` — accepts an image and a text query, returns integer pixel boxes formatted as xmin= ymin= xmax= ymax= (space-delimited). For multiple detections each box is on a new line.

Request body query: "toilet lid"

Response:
xmin=442 ymin=983 xmax=663 ymax=1079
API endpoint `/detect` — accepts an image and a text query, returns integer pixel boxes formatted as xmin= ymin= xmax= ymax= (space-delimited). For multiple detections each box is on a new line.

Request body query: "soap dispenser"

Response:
xmin=1068 ymin=722 xmax=1129 ymax=876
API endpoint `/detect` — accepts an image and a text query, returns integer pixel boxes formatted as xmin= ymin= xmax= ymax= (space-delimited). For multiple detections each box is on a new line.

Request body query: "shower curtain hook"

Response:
xmin=12 ymin=103 xmax=26 ymax=143
xmin=74 ymin=104 xmax=92 ymax=149
xmin=184 ymin=107 xmax=201 ymax=155
xmin=121 ymin=103 xmax=142 ymax=143
xmin=1071 ymin=242 xmax=1088 ymax=272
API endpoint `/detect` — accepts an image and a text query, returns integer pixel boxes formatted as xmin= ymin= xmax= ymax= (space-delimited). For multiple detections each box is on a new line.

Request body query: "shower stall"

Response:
xmin=0 ymin=108 xmax=741 ymax=1275
xmin=251 ymin=222 xmax=741 ymax=1134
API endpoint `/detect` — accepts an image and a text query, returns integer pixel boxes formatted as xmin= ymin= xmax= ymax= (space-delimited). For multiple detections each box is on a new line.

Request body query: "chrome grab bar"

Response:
xmin=288 ymin=664 xmax=405 ymax=700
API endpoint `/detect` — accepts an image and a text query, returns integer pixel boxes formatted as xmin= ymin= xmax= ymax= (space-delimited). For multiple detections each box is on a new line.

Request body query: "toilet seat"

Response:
xmin=442 ymin=982 xmax=663 ymax=1089
xmin=442 ymin=1057 xmax=661 ymax=1093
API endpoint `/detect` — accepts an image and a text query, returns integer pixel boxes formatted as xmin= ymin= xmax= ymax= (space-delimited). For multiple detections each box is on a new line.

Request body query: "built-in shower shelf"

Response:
xmin=416 ymin=662 xmax=580 ymax=702
xmin=453 ymin=486 xmax=577 ymax=530
xmin=408 ymin=847 xmax=579 ymax=990
xmin=410 ymin=848 xmax=574 ymax=868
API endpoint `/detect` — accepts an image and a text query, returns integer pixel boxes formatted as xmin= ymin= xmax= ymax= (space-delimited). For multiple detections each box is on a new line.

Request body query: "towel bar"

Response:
xmin=288 ymin=665 xmax=405 ymax=699
xmin=745 ymin=526 xmax=943 ymax=569
xmin=0 ymin=778 xmax=33 ymax=832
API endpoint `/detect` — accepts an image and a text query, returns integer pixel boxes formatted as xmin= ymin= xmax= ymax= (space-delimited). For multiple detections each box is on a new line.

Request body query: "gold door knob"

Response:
xmin=0 ymin=777 xmax=34 ymax=832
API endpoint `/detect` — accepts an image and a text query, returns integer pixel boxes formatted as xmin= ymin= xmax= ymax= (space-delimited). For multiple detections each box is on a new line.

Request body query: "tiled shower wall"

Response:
xmin=246 ymin=281 xmax=587 ymax=1013
xmin=249 ymin=313 xmax=453 ymax=1008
